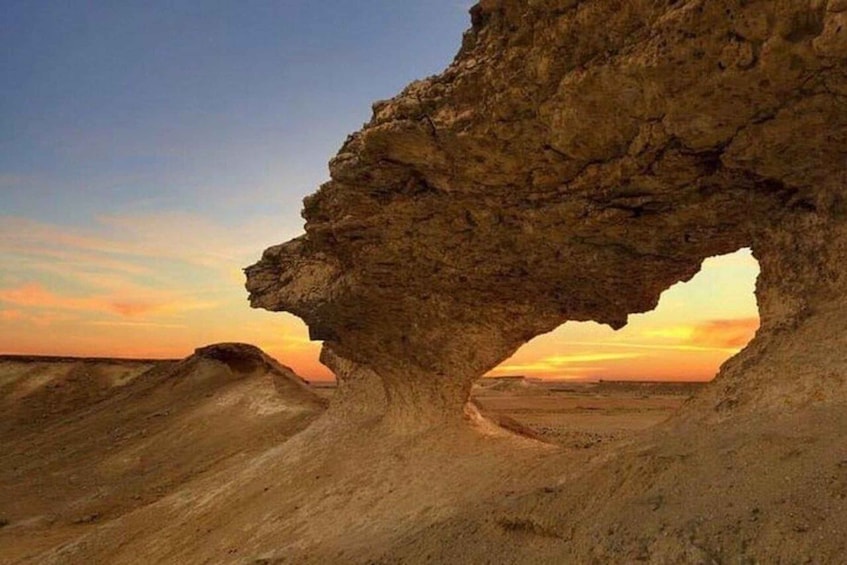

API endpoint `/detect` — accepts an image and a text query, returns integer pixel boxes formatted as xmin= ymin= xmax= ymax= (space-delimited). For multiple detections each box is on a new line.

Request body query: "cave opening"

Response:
xmin=488 ymin=248 xmax=761 ymax=383
xmin=473 ymin=248 xmax=761 ymax=445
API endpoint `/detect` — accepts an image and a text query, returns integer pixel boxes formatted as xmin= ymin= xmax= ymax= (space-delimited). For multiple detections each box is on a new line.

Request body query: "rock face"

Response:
xmin=246 ymin=0 xmax=847 ymax=426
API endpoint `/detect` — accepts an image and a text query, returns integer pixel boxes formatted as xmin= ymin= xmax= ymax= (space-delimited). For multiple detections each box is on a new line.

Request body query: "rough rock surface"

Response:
xmin=246 ymin=0 xmax=847 ymax=425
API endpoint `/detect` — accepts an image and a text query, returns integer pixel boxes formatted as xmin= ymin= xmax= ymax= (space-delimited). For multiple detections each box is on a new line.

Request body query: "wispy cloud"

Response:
xmin=86 ymin=320 xmax=187 ymax=329
xmin=642 ymin=326 xmax=695 ymax=340
xmin=567 ymin=340 xmax=740 ymax=353
xmin=689 ymin=318 xmax=759 ymax=348
xmin=637 ymin=317 xmax=758 ymax=351
xmin=0 ymin=212 xmax=285 ymax=269
xmin=489 ymin=314 xmax=760 ymax=380
xmin=0 ymin=212 xmax=317 ymax=368
xmin=0 ymin=282 xmax=214 ymax=319
xmin=0 ymin=212 xmax=281 ymax=326
xmin=492 ymin=352 xmax=643 ymax=375
xmin=541 ymin=353 xmax=644 ymax=364
xmin=561 ymin=318 xmax=759 ymax=354
xmin=0 ymin=310 xmax=23 ymax=321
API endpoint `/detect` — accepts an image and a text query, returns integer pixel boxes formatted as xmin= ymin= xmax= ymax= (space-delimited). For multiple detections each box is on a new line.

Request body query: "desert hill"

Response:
xmin=0 ymin=343 xmax=326 ymax=562
xmin=0 ymin=347 xmax=702 ymax=563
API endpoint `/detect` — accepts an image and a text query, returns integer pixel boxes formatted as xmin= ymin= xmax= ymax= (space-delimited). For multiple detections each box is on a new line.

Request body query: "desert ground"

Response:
xmin=3 ymin=345 xmax=846 ymax=563
xmin=472 ymin=379 xmax=702 ymax=449
xmin=0 ymin=345 xmax=327 ymax=563
xmin=0 ymin=346 xmax=701 ymax=563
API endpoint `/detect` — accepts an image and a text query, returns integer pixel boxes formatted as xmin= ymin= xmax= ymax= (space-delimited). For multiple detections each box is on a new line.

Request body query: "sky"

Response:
xmin=0 ymin=2 xmax=760 ymax=381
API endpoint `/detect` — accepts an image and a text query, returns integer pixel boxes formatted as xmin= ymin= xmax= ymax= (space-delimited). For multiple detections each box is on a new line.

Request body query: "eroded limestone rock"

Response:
xmin=246 ymin=0 xmax=847 ymax=425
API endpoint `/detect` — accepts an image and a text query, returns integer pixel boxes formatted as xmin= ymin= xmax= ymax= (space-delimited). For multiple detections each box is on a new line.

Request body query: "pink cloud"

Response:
xmin=690 ymin=318 xmax=760 ymax=348
xmin=0 ymin=309 xmax=23 ymax=321
xmin=0 ymin=282 xmax=213 ymax=319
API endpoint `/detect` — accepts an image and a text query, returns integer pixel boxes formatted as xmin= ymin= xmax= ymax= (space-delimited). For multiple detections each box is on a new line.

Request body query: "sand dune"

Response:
xmin=0 ymin=344 xmax=325 ymax=563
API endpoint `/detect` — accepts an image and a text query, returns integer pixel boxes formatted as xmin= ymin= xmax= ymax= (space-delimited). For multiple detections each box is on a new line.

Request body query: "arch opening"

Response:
xmin=473 ymin=248 xmax=761 ymax=445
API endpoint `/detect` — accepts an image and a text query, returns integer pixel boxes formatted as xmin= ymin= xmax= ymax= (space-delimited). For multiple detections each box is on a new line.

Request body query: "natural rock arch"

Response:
xmin=246 ymin=0 xmax=847 ymax=428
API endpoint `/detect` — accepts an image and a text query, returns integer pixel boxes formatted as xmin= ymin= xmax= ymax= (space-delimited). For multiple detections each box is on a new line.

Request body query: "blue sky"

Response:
xmin=2 ymin=1 xmax=473 ymax=227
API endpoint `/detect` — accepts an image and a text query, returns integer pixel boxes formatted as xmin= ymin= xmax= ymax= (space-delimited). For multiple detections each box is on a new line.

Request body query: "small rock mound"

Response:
xmin=475 ymin=377 xmax=545 ymax=396
xmin=193 ymin=342 xmax=270 ymax=373
xmin=164 ymin=343 xmax=327 ymax=409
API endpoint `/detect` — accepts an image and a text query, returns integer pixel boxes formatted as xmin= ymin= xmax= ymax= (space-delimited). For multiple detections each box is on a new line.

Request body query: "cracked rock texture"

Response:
xmin=246 ymin=0 xmax=847 ymax=425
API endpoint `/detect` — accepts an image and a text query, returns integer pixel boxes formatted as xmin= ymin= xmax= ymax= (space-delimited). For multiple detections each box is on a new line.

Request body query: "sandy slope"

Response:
xmin=3 ymin=349 xmax=844 ymax=563
xmin=33 ymin=401 xmax=847 ymax=564
xmin=381 ymin=405 xmax=847 ymax=563
xmin=0 ymin=344 xmax=325 ymax=563
xmin=0 ymin=347 xmax=692 ymax=564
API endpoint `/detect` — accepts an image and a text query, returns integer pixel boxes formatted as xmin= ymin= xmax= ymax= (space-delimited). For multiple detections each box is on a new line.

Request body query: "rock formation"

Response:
xmin=246 ymin=0 xmax=847 ymax=426
xmin=190 ymin=342 xmax=326 ymax=408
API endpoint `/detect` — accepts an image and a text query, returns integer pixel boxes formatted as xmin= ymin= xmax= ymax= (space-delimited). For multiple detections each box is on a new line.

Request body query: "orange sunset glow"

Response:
xmin=488 ymin=250 xmax=761 ymax=381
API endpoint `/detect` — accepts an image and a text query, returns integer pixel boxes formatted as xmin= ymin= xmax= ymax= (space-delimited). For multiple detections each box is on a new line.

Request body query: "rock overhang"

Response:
xmin=246 ymin=0 xmax=847 ymax=424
